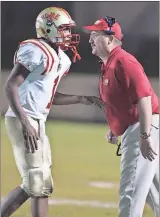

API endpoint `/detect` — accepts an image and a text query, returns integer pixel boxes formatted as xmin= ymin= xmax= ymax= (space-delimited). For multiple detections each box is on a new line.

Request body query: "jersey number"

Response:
xmin=46 ymin=76 xmax=59 ymax=109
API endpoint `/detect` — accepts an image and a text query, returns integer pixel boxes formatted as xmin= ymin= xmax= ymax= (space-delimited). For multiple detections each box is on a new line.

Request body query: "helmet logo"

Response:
xmin=46 ymin=19 xmax=53 ymax=27
xmin=41 ymin=12 xmax=60 ymax=22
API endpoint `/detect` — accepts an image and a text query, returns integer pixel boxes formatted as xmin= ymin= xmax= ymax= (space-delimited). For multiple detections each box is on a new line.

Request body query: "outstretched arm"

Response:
xmin=52 ymin=92 xmax=106 ymax=109
xmin=52 ymin=92 xmax=81 ymax=105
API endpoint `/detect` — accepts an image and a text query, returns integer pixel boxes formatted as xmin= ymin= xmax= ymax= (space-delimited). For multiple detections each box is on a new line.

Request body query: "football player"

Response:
xmin=1 ymin=7 xmax=105 ymax=217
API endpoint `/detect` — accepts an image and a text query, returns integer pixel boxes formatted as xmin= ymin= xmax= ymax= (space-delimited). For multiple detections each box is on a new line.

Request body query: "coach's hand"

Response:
xmin=21 ymin=120 xmax=39 ymax=153
xmin=80 ymin=96 xmax=106 ymax=110
xmin=105 ymin=130 xmax=118 ymax=144
xmin=140 ymin=137 xmax=157 ymax=161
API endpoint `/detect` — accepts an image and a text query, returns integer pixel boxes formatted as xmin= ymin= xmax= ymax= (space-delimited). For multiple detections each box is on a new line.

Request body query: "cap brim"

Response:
xmin=83 ymin=25 xmax=102 ymax=31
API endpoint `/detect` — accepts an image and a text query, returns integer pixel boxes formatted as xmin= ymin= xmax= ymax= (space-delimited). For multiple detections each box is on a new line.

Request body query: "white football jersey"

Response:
xmin=5 ymin=39 xmax=71 ymax=121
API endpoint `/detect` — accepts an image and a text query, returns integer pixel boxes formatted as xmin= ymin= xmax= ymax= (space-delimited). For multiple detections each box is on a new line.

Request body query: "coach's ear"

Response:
xmin=108 ymin=35 xmax=114 ymax=45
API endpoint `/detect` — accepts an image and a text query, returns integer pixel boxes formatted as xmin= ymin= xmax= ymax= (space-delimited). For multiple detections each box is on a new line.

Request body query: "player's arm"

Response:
xmin=4 ymin=63 xmax=30 ymax=124
xmin=4 ymin=41 xmax=45 ymax=153
xmin=5 ymin=63 xmax=39 ymax=153
xmin=53 ymin=92 xmax=106 ymax=109
xmin=53 ymin=92 xmax=82 ymax=105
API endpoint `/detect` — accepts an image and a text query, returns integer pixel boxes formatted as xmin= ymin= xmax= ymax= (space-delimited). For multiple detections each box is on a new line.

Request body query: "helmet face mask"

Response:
xmin=55 ymin=25 xmax=80 ymax=50
xmin=35 ymin=7 xmax=80 ymax=50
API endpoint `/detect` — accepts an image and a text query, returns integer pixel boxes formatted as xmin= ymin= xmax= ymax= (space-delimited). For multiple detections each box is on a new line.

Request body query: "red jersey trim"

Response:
xmin=20 ymin=39 xmax=54 ymax=75
xmin=37 ymin=40 xmax=54 ymax=73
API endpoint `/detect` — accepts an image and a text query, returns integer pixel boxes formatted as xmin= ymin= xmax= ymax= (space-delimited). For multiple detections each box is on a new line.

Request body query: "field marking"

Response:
xmin=48 ymin=198 xmax=118 ymax=208
xmin=1 ymin=197 xmax=118 ymax=209
xmin=89 ymin=181 xmax=119 ymax=189
xmin=1 ymin=182 xmax=119 ymax=209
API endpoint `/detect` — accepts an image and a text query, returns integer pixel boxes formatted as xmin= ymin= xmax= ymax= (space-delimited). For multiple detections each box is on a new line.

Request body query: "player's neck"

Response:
xmin=39 ymin=37 xmax=58 ymax=53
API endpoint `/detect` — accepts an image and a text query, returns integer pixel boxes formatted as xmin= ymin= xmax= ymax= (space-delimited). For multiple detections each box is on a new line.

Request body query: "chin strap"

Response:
xmin=70 ymin=46 xmax=81 ymax=63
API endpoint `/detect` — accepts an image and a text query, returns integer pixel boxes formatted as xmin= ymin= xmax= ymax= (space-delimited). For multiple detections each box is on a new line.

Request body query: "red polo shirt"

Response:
xmin=99 ymin=46 xmax=159 ymax=136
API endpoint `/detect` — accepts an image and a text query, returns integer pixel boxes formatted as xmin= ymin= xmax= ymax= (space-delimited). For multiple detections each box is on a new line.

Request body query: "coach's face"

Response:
xmin=89 ymin=31 xmax=110 ymax=57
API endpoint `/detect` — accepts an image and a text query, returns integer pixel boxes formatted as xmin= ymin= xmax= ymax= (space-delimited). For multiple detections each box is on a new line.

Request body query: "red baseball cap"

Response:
xmin=84 ymin=18 xmax=122 ymax=41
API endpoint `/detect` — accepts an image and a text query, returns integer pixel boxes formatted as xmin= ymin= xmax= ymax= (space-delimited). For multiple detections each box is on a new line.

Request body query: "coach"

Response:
xmin=84 ymin=16 xmax=159 ymax=217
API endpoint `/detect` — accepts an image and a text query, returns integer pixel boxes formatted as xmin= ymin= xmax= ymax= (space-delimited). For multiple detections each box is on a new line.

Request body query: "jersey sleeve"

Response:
xmin=14 ymin=42 xmax=46 ymax=73
xmin=116 ymin=58 xmax=152 ymax=104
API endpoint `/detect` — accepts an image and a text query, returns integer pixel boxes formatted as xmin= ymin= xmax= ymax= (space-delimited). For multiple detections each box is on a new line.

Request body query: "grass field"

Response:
xmin=1 ymin=119 xmax=153 ymax=217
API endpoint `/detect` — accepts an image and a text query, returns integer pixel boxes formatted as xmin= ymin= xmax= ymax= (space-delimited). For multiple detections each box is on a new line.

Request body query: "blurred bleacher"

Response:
xmin=1 ymin=1 xmax=159 ymax=122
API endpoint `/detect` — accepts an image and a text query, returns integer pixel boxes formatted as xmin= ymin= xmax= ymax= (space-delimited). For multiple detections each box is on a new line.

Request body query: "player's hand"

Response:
xmin=80 ymin=96 xmax=106 ymax=110
xmin=21 ymin=120 xmax=39 ymax=153
xmin=140 ymin=137 xmax=157 ymax=161
xmin=105 ymin=130 xmax=118 ymax=144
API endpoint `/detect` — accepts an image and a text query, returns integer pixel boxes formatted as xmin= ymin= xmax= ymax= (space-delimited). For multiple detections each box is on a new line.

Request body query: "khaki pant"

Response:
xmin=119 ymin=114 xmax=159 ymax=217
xmin=5 ymin=116 xmax=53 ymax=196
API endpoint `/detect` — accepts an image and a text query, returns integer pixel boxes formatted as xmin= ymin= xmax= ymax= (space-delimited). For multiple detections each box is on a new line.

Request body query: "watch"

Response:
xmin=140 ymin=132 xmax=150 ymax=139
